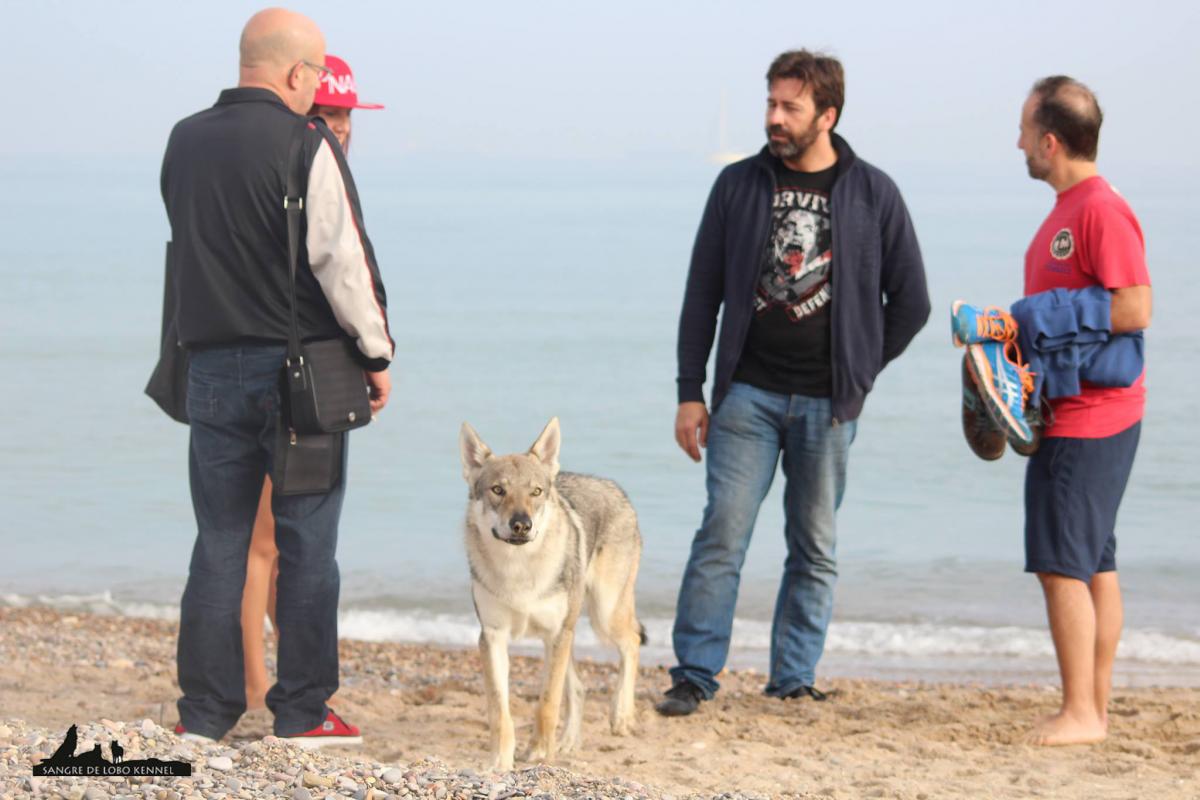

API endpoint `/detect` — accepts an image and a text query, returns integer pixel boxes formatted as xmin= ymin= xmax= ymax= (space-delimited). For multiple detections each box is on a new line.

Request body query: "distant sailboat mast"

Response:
xmin=709 ymin=88 xmax=746 ymax=165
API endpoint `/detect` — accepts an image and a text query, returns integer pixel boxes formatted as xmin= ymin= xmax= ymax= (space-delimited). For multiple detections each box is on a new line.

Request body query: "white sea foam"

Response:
xmin=339 ymin=609 xmax=1200 ymax=666
xmin=0 ymin=590 xmax=180 ymax=620
xmin=339 ymin=609 xmax=480 ymax=646
xmin=6 ymin=593 xmax=1198 ymax=666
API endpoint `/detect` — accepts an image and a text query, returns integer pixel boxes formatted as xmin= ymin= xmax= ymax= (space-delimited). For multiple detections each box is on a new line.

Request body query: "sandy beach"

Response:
xmin=1 ymin=606 xmax=1197 ymax=799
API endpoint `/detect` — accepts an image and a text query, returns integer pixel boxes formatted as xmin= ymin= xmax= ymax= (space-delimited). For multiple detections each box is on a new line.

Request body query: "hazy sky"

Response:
xmin=9 ymin=0 xmax=1199 ymax=173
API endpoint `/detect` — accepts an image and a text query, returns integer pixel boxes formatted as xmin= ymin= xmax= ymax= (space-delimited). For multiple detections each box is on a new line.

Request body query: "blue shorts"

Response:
xmin=1024 ymin=422 xmax=1141 ymax=581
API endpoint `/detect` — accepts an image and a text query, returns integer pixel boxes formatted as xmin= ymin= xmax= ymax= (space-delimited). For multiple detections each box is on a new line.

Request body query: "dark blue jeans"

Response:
xmin=670 ymin=382 xmax=855 ymax=697
xmin=177 ymin=345 xmax=346 ymax=738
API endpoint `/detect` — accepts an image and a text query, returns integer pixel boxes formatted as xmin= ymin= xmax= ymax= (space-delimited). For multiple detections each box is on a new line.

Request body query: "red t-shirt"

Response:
xmin=1023 ymin=176 xmax=1150 ymax=438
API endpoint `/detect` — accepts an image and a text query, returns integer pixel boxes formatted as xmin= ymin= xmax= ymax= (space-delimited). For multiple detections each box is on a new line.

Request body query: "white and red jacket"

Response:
xmin=161 ymin=87 xmax=393 ymax=372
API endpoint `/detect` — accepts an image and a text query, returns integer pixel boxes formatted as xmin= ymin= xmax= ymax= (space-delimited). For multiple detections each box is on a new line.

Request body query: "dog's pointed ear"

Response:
xmin=460 ymin=422 xmax=492 ymax=482
xmin=528 ymin=416 xmax=561 ymax=478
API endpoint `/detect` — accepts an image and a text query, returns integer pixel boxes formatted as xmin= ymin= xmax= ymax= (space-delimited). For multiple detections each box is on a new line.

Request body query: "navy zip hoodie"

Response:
xmin=676 ymin=134 xmax=930 ymax=422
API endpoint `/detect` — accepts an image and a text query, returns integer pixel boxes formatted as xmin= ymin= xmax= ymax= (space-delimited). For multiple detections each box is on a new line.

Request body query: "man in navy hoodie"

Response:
xmin=658 ymin=50 xmax=930 ymax=716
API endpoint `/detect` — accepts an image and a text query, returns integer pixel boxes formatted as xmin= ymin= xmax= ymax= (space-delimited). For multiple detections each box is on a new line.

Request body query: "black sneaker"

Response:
xmin=781 ymin=685 xmax=827 ymax=701
xmin=655 ymin=680 xmax=706 ymax=717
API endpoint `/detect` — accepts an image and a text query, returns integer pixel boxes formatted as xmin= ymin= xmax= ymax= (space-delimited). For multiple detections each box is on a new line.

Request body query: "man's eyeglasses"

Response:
xmin=299 ymin=60 xmax=333 ymax=79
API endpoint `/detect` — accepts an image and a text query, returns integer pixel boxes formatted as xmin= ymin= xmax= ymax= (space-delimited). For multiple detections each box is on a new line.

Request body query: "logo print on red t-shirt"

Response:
xmin=1050 ymin=228 xmax=1074 ymax=260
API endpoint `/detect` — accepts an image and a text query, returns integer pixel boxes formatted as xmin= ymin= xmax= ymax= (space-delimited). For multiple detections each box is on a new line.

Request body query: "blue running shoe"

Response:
xmin=964 ymin=340 xmax=1035 ymax=447
xmin=951 ymin=300 xmax=1019 ymax=347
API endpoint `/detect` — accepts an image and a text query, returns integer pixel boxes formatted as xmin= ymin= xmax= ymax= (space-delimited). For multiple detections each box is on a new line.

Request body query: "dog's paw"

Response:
xmin=521 ymin=741 xmax=553 ymax=763
xmin=558 ymin=731 xmax=580 ymax=754
xmin=610 ymin=714 xmax=637 ymax=737
xmin=609 ymin=719 xmax=638 ymax=738
xmin=489 ymin=754 xmax=514 ymax=773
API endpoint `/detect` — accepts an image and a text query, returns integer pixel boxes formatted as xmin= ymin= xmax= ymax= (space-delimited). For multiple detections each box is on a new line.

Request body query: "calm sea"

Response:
xmin=1 ymin=153 xmax=1196 ymax=686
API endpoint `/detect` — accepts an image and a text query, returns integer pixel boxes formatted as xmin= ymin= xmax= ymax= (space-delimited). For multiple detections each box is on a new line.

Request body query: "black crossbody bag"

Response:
xmin=272 ymin=418 xmax=344 ymax=496
xmin=273 ymin=120 xmax=372 ymax=495
xmin=280 ymin=121 xmax=374 ymax=436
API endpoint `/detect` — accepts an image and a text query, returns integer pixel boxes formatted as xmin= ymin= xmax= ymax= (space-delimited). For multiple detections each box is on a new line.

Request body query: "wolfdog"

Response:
xmin=459 ymin=417 xmax=644 ymax=771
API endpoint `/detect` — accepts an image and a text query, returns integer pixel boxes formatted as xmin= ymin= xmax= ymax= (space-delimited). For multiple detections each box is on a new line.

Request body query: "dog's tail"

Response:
xmin=638 ymin=621 xmax=648 ymax=646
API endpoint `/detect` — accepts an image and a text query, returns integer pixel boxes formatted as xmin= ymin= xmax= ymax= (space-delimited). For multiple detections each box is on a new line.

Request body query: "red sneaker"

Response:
xmin=282 ymin=710 xmax=363 ymax=749
xmin=173 ymin=723 xmax=217 ymax=744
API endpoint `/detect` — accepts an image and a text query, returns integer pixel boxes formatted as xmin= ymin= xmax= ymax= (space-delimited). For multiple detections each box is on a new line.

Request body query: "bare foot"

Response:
xmin=1026 ymin=711 xmax=1107 ymax=746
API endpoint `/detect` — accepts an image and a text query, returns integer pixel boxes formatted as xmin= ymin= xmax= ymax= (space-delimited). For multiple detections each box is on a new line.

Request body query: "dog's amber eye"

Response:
xmin=490 ymin=485 xmax=505 ymax=496
xmin=532 ymin=487 xmax=543 ymax=496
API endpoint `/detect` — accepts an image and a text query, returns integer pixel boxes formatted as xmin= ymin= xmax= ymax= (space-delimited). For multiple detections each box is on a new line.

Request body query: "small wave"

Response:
xmin=342 ymin=610 xmax=1200 ymax=666
xmin=1 ymin=590 xmax=180 ymax=620
xmin=828 ymin=621 xmax=1200 ymax=665
xmin=7 ymin=593 xmax=1199 ymax=665
xmin=340 ymin=609 xmax=479 ymax=646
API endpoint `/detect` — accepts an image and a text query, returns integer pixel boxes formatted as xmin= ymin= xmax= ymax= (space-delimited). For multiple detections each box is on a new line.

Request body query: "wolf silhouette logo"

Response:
xmin=33 ymin=725 xmax=191 ymax=777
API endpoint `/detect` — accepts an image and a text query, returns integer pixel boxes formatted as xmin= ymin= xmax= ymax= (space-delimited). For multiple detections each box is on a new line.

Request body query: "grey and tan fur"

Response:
xmin=459 ymin=417 xmax=644 ymax=771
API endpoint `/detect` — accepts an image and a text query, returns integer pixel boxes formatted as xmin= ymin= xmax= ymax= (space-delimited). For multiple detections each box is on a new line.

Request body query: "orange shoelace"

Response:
xmin=1003 ymin=340 xmax=1035 ymax=402
xmin=976 ymin=306 xmax=1018 ymax=342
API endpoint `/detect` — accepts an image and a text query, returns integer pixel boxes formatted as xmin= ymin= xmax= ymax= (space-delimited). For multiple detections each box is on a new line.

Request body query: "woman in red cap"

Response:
xmin=310 ymin=54 xmax=385 ymax=153
xmin=240 ymin=54 xmax=384 ymax=711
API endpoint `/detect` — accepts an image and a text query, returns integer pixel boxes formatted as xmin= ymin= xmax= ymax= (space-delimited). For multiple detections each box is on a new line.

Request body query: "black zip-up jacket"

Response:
xmin=161 ymin=88 xmax=393 ymax=371
xmin=676 ymin=134 xmax=930 ymax=422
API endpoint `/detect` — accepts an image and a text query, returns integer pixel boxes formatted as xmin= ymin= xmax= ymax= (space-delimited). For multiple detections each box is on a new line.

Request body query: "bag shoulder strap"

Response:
xmin=284 ymin=119 xmax=308 ymax=365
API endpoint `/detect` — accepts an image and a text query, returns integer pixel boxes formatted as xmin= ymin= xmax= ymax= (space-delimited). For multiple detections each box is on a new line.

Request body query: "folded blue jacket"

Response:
xmin=1010 ymin=287 xmax=1144 ymax=402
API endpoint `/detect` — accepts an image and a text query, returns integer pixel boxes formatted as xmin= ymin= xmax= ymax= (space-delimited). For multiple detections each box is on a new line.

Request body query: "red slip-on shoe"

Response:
xmin=173 ymin=723 xmax=217 ymax=744
xmin=282 ymin=709 xmax=363 ymax=750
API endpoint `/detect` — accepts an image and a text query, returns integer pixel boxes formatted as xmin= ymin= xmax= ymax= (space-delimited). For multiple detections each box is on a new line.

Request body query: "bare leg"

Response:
xmin=1029 ymin=573 xmax=1107 ymax=745
xmin=1089 ymin=571 xmax=1122 ymax=729
xmin=267 ymin=544 xmax=279 ymax=630
xmin=479 ymin=628 xmax=514 ymax=772
xmin=241 ymin=477 xmax=278 ymax=710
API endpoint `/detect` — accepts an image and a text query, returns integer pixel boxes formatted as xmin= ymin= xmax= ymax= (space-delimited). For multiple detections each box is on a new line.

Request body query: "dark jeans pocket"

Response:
xmin=185 ymin=379 xmax=218 ymax=421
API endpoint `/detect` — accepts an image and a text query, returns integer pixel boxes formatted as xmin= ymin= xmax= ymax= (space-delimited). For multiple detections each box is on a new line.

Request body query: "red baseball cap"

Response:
xmin=313 ymin=55 xmax=384 ymax=110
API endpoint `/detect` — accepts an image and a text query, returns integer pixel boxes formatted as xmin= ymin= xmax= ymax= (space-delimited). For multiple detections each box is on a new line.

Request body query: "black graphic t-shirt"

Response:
xmin=733 ymin=160 xmax=837 ymax=397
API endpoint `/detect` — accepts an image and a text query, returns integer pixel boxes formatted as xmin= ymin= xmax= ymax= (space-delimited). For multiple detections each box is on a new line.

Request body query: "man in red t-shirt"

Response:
xmin=1017 ymin=76 xmax=1152 ymax=746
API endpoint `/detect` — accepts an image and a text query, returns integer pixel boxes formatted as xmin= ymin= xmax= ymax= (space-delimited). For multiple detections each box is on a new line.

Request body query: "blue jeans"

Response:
xmin=670 ymin=382 xmax=855 ymax=697
xmin=177 ymin=345 xmax=346 ymax=738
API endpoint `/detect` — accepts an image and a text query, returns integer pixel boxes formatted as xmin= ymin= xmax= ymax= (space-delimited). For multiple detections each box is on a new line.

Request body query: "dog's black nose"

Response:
xmin=509 ymin=514 xmax=532 ymax=536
